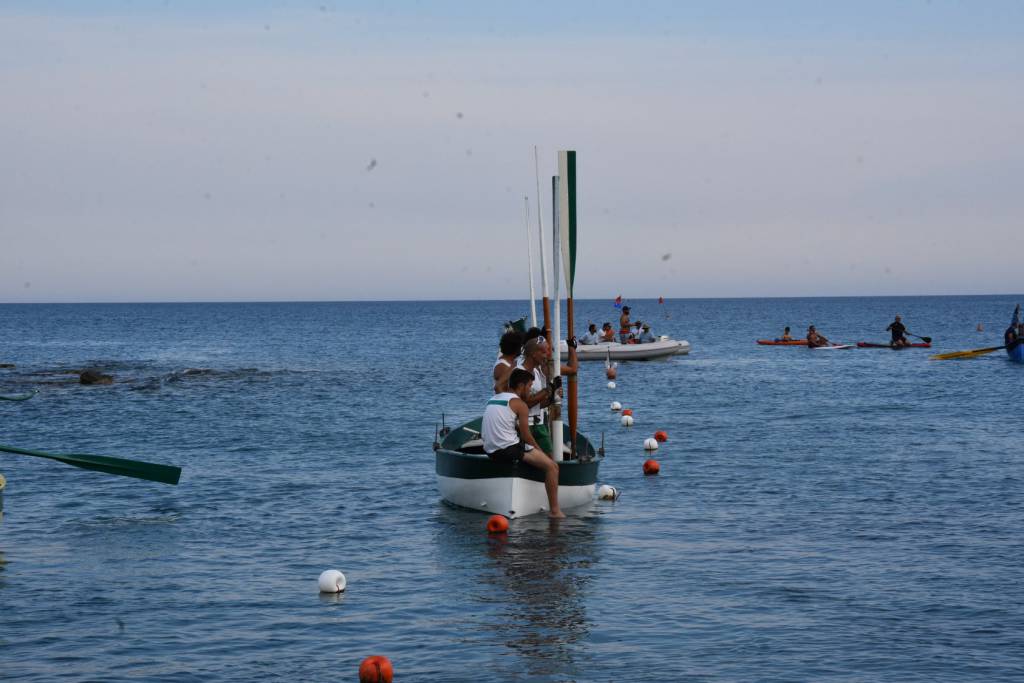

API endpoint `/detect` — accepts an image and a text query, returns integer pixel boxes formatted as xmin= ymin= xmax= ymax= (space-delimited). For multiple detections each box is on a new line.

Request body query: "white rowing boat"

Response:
xmin=558 ymin=337 xmax=690 ymax=361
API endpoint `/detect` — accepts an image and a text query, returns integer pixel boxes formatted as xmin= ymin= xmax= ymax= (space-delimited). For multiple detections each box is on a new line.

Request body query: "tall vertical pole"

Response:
xmin=549 ymin=174 xmax=562 ymax=462
xmin=524 ymin=196 xmax=537 ymax=329
xmin=534 ymin=147 xmax=551 ymax=342
xmin=558 ymin=150 xmax=578 ymax=460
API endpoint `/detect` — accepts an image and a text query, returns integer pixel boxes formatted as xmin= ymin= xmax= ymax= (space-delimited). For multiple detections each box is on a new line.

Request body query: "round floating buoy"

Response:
xmin=318 ymin=569 xmax=347 ymax=593
xmin=620 ymin=415 xmax=634 ymax=427
xmin=643 ymin=459 xmax=660 ymax=475
xmin=607 ymin=381 xmax=616 ymax=389
xmin=622 ymin=408 xmax=633 ymax=417
xmin=358 ymin=655 xmax=394 ymax=683
xmin=597 ymin=484 xmax=620 ymax=500
xmin=654 ymin=430 xmax=668 ymax=443
xmin=606 ymin=367 xmax=617 ymax=380
xmin=486 ymin=514 xmax=509 ymax=534
xmin=643 ymin=437 xmax=659 ymax=451
xmin=610 ymin=401 xmax=622 ymax=412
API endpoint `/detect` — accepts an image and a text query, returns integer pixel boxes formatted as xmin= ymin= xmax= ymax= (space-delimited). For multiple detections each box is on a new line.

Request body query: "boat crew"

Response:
xmin=618 ymin=306 xmax=632 ymax=343
xmin=516 ymin=336 xmax=579 ymax=458
xmin=631 ymin=321 xmax=643 ymax=343
xmin=481 ymin=368 xmax=563 ymax=518
xmin=886 ymin=315 xmax=910 ymax=348
xmin=806 ymin=325 xmax=831 ymax=348
xmin=638 ymin=323 xmax=656 ymax=344
xmin=780 ymin=327 xmax=793 ymax=341
xmin=599 ymin=323 xmax=615 ymax=342
xmin=493 ymin=330 xmax=524 ymax=394
xmin=580 ymin=323 xmax=600 ymax=345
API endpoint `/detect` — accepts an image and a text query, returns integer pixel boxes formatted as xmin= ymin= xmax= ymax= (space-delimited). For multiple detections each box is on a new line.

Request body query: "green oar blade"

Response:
xmin=0 ymin=443 xmax=181 ymax=485
xmin=929 ymin=346 xmax=1005 ymax=360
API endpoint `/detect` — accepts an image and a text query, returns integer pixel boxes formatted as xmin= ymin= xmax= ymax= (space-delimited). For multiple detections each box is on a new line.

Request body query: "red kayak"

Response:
xmin=756 ymin=339 xmax=808 ymax=346
xmin=856 ymin=341 xmax=931 ymax=349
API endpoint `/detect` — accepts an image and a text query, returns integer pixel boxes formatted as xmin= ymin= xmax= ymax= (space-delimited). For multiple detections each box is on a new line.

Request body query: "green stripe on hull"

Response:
xmin=435 ymin=448 xmax=599 ymax=486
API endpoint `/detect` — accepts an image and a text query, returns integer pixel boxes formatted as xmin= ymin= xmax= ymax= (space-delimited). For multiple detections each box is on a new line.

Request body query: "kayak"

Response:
xmin=856 ymin=342 xmax=931 ymax=349
xmin=756 ymin=339 xmax=808 ymax=346
xmin=810 ymin=344 xmax=854 ymax=350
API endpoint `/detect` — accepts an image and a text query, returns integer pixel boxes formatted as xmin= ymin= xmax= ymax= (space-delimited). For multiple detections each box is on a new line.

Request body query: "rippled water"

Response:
xmin=1 ymin=297 xmax=1022 ymax=681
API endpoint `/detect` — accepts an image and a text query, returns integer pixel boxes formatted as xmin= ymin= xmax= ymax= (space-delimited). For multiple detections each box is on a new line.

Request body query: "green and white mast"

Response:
xmin=558 ymin=150 xmax=578 ymax=459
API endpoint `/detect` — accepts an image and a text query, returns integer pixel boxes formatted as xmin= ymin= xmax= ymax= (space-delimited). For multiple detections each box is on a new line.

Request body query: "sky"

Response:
xmin=2 ymin=1 xmax=1023 ymax=302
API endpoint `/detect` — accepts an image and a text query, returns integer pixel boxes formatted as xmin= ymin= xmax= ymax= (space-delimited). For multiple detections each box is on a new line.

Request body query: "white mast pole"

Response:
xmin=524 ymin=196 xmax=537 ymax=328
xmin=550 ymin=174 xmax=562 ymax=463
xmin=534 ymin=147 xmax=551 ymax=340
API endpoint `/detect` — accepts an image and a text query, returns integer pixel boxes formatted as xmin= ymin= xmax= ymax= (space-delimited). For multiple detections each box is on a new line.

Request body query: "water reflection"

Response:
xmin=436 ymin=505 xmax=602 ymax=680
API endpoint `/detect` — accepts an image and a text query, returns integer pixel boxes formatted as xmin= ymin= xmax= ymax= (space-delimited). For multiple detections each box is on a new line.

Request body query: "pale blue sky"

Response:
xmin=2 ymin=2 xmax=1022 ymax=302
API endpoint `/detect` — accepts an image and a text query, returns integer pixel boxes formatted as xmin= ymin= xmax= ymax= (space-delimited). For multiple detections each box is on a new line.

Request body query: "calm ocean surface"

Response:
xmin=1 ymin=296 xmax=1022 ymax=682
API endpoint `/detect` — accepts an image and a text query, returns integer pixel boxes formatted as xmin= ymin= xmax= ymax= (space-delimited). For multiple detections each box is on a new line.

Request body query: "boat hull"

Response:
xmin=435 ymin=419 xmax=600 ymax=518
xmin=856 ymin=342 xmax=931 ymax=349
xmin=1008 ymin=343 xmax=1024 ymax=363
xmin=559 ymin=339 xmax=690 ymax=361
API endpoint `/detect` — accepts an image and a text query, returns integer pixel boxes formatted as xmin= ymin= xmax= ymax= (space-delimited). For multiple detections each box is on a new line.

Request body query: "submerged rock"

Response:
xmin=80 ymin=370 xmax=114 ymax=385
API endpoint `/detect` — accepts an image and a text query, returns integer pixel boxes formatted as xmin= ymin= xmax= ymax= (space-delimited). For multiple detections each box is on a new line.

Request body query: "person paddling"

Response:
xmin=806 ymin=325 xmax=831 ymax=348
xmin=886 ymin=315 xmax=910 ymax=348
xmin=780 ymin=326 xmax=793 ymax=341
xmin=481 ymin=368 xmax=564 ymax=518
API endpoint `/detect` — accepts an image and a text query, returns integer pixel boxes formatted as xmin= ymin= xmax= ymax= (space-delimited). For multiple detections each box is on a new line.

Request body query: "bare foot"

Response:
xmin=548 ymin=510 xmax=566 ymax=519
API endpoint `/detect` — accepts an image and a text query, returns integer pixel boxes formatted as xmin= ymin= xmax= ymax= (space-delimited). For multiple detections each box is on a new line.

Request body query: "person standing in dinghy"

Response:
xmin=886 ymin=315 xmax=910 ymax=348
xmin=481 ymin=368 xmax=564 ymax=518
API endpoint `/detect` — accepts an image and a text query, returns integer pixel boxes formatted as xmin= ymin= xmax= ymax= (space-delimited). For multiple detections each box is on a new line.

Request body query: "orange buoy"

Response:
xmin=605 ymin=367 xmax=617 ymax=380
xmin=654 ymin=430 xmax=668 ymax=443
xmin=359 ymin=656 xmax=394 ymax=683
xmin=486 ymin=515 xmax=509 ymax=534
xmin=643 ymin=459 xmax=660 ymax=475
xmin=622 ymin=408 xmax=633 ymax=417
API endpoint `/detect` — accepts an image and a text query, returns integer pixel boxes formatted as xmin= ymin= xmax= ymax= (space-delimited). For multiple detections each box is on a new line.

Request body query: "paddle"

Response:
xmin=905 ymin=332 xmax=932 ymax=343
xmin=0 ymin=443 xmax=181 ymax=485
xmin=0 ymin=389 xmax=37 ymax=402
xmin=930 ymin=346 xmax=1005 ymax=361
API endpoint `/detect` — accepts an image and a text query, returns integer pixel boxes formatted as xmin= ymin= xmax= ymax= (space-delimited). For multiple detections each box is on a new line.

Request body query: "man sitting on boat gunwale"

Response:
xmin=580 ymin=323 xmax=600 ymax=345
xmin=599 ymin=323 xmax=615 ymax=342
xmin=638 ymin=323 xmax=656 ymax=343
xmin=482 ymin=368 xmax=564 ymax=518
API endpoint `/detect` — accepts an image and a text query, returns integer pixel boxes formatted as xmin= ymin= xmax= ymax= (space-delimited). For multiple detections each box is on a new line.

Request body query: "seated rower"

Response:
xmin=638 ymin=323 xmax=656 ymax=343
xmin=515 ymin=336 xmax=578 ymax=457
xmin=481 ymin=368 xmax=563 ymax=518
xmin=806 ymin=324 xmax=830 ymax=348
xmin=579 ymin=323 xmax=600 ymax=345
xmin=886 ymin=315 xmax=910 ymax=348
xmin=493 ymin=330 xmax=523 ymax=394
xmin=599 ymin=322 xmax=615 ymax=342
xmin=1006 ymin=322 xmax=1022 ymax=351
xmin=780 ymin=326 xmax=793 ymax=341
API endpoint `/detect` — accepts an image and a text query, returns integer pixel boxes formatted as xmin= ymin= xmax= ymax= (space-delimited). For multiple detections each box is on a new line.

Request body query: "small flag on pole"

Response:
xmin=658 ymin=296 xmax=664 ymax=305
xmin=614 ymin=295 xmax=622 ymax=309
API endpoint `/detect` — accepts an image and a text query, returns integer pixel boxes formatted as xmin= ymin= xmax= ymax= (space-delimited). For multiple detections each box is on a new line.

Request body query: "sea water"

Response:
xmin=0 ymin=296 xmax=1022 ymax=682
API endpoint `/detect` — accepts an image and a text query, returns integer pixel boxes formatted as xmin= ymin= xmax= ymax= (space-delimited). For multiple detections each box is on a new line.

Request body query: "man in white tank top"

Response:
xmin=481 ymin=368 xmax=563 ymax=518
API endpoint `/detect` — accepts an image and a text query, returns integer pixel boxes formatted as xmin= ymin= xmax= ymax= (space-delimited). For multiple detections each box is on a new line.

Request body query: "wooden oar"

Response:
xmin=0 ymin=443 xmax=181 ymax=485
xmin=906 ymin=332 xmax=932 ymax=343
xmin=930 ymin=346 xmax=1005 ymax=361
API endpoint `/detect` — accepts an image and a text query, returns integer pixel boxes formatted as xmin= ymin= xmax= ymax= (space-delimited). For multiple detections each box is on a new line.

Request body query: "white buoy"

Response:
xmin=620 ymin=414 xmax=634 ymax=427
xmin=607 ymin=381 xmax=616 ymax=389
xmin=597 ymin=484 xmax=620 ymax=500
xmin=643 ymin=437 xmax=659 ymax=451
xmin=318 ymin=569 xmax=347 ymax=593
xmin=610 ymin=401 xmax=622 ymax=412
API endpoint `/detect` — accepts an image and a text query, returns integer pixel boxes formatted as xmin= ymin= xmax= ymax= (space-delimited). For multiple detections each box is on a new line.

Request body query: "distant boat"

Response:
xmin=559 ymin=338 xmax=690 ymax=361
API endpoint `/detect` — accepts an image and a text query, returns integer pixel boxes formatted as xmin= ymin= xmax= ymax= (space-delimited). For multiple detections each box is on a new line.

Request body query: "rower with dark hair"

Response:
xmin=493 ymin=330 xmax=524 ymax=393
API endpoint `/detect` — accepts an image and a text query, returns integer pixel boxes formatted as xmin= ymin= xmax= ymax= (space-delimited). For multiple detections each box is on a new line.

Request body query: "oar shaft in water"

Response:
xmin=0 ymin=443 xmax=181 ymax=485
